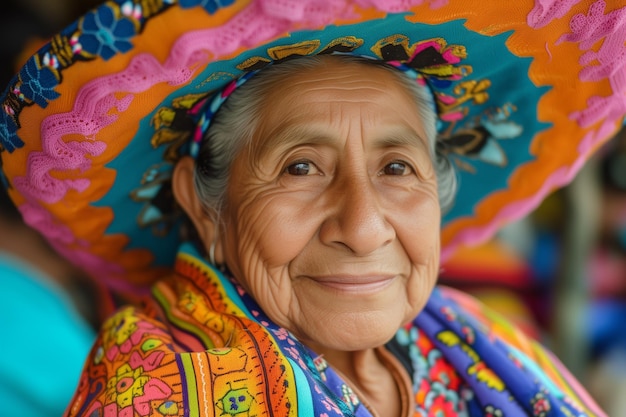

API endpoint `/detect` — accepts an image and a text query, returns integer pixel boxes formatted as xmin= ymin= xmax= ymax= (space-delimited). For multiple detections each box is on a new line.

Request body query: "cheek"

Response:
xmin=392 ymin=191 xmax=441 ymax=310
xmin=404 ymin=246 xmax=440 ymax=325
xmin=391 ymin=187 xmax=441 ymax=262
xmin=263 ymin=206 xmax=319 ymax=265
xmin=223 ymin=191 xmax=321 ymax=277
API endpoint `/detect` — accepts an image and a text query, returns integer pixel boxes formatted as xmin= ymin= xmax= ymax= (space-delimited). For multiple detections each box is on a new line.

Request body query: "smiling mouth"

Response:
xmin=308 ymin=275 xmax=397 ymax=294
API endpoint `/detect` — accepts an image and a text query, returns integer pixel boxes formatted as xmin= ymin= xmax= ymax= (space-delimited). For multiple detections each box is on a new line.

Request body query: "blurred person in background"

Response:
xmin=0 ymin=186 xmax=99 ymax=416
xmin=0 ymin=1 xmax=103 ymax=415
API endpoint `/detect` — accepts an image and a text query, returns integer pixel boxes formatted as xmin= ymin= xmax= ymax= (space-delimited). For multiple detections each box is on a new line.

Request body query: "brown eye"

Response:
xmin=383 ymin=161 xmax=411 ymax=176
xmin=286 ymin=161 xmax=317 ymax=176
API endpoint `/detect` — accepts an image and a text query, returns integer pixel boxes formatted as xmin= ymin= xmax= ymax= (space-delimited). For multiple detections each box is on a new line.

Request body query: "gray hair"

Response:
xmin=194 ymin=54 xmax=457 ymax=221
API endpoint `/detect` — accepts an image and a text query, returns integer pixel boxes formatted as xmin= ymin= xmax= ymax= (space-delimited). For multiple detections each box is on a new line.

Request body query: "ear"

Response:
xmin=172 ymin=156 xmax=222 ymax=261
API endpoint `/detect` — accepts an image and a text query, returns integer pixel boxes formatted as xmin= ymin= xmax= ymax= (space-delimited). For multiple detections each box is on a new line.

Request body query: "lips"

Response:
xmin=307 ymin=274 xmax=397 ymax=294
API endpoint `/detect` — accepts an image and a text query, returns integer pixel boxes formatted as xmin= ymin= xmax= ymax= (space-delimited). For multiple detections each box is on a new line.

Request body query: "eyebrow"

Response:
xmin=373 ymin=128 xmax=431 ymax=154
xmin=254 ymin=124 xmax=335 ymax=161
xmin=256 ymin=124 xmax=431 ymax=158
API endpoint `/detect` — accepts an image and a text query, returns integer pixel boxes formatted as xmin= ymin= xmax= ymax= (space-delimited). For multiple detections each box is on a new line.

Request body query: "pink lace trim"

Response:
xmin=559 ymin=1 xmax=626 ymax=127
xmin=354 ymin=0 xmax=449 ymax=11
xmin=445 ymin=0 xmax=626 ymax=259
xmin=528 ymin=0 xmax=583 ymax=28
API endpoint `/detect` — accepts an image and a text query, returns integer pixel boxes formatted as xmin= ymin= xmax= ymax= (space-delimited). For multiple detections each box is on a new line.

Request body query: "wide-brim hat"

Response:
xmin=1 ymin=0 xmax=625 ymax=299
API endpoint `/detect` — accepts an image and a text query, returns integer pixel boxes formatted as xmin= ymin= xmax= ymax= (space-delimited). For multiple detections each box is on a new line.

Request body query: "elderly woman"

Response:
xmin=174 ymin=55 xmax=448 ymax=416
xmin=73 ymin=54 xmax=610 ymax=416
xmin=58 ymin=54 xmax=601 ymax=417
xmin=1 ymin=0 xmax=623 ymax=416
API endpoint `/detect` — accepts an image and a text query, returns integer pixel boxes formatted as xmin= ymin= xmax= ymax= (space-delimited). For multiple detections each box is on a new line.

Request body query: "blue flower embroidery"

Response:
xmin=18 ymin=58 xmax=61 ymax=108
xmin=79 ymin=6 xmax=136 ymax=60
xmin=0 ymin=109 xmax=22 ymax=152
xmin=179 ymin=0 xmax=235 ymax=14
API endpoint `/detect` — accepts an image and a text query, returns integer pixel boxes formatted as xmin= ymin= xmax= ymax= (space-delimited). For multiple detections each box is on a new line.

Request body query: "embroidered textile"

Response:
xmin=64 ymin=244 xmax=605 ymax=417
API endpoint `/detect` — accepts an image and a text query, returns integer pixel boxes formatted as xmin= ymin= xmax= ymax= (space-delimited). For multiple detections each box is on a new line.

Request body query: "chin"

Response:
xmin=306 ymin=312 xmax=404 ymax=352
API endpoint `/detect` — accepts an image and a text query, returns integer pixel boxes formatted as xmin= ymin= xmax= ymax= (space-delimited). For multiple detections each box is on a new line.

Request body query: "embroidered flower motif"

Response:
xmin=179 ymin=0 xmax=235 ymax=14
xmin=340 ymin=384 xmax=359 ymax=410
xmin=461 ymin=325 xmax=475 ymax=344
xmin=441 ymin=306 xmax=457 ymax=322
xmin=531 ymin=392 xmax=551 ymax=417
xmin=272 ymin=327 xmax=290 ymax=341
xmin=425 ymin=385 xmax=461 ymax=416
xmin=106 ymin=363 xmax=149 ymax=410
xmin=120 ymin=0 xmax=144 ymax=20
xmin=78 ymin=5 xmax=137 ymax=60
xmin=17 ymin=57 xmax=60 ymax=108
xmin=313 ymin=355 xmax=328 ymax=381
xmin=401 ymin=328 xmax=467 ymax=416
xmin=485 ymin=404 xmax=504 ymax=417
xmin=428 ymin=351 xmax=461 ymax=391
xmin=130 ymin=162 xmax=179 ymax=236
xmin=371 ymin=36 xmax=470 ymax=82
xmin=0 ymin=106 xmax=21 ymax=153
xmin=218 ymin=384 xmax=254 ymax=415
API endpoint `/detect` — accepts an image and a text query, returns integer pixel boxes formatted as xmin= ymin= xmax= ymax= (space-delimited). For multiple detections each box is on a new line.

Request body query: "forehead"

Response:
xmin=250 ymin=58 xmax=431 ymax=153
xmin=261 ymin=59 xmax=417 ymax=112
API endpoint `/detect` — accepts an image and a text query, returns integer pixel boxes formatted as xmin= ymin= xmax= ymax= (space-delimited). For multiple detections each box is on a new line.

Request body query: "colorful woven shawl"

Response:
xmin=64 ymin=243 xmax=605 ymax=417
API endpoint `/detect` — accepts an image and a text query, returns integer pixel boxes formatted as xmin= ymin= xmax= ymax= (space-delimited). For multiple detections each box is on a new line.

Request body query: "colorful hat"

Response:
xmin=1 ymin=0 xmax=625 ymax=298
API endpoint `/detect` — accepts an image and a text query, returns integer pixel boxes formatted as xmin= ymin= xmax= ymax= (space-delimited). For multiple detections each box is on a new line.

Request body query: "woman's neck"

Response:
xmin=313 ymin=347 xmax=409 ymax=417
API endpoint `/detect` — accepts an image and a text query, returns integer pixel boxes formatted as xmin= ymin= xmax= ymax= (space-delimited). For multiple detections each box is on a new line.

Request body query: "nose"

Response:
xmin=319 ymin=173 xmax=395 ymax=256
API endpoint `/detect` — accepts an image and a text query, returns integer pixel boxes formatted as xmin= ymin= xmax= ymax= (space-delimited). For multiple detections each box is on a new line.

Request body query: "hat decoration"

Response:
xmin=1 ymin=0 xmax=625 ymax=298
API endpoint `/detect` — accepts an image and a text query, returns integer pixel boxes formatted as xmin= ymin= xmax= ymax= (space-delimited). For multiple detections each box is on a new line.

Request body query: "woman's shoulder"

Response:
xmin=434 ymin=285 xmax=539 ymax=358
xmin=422 ymin=285 xmax=607 ymax=417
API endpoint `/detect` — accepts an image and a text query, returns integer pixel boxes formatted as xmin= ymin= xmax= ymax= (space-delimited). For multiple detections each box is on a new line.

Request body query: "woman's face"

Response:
xmin=219 ymin=59 xmax=441 ymax=353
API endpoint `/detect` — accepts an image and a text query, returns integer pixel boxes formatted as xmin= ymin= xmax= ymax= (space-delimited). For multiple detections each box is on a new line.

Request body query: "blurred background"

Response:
xmin=439 ymin=128 xmax=626 ymax=415
xmin=0 ymin=0 xmax=625 ymax=415
xmin=0 ymin=1 xmax=102 ymax=416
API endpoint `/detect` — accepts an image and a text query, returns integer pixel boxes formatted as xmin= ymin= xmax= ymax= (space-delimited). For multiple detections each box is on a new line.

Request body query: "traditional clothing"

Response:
xmin=65 ymin=244 xmax=605 ymax=417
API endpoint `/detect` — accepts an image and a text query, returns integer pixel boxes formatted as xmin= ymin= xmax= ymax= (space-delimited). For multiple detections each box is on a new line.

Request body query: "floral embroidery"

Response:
xmin=370 ymin=35 xmax=470 ymax=81
xmin=217 ymin=383 xmax=255 ymax=415
xmin=531 ymin=391 xmax=551 ymax=417
xmin=78 ymin=6 xmax=138 ymax=60
xmin=0 ymin=0 xmax=189 ymax=154
xmin=485 ymin=404 xmax=504 ymax=417
xmin=0 ymin=109 xmax=20 ymax=155
xmin=340 ymin=384 xmax=359 ymax=410
xmin=130 ymin=162 xmax=179 ymax=236
xmin=105 ymin=363 xmax=150 ymax=409
xmin=438 ymin=102 xmax=522 ymax=174
xmin=17 ymin=56 xmax=61 ymax=108
xmin=396 ymin=325 xmax=470 ymax=416
xmin=237 ymin=37 xmax=364 ymax=72
xmin=313 ymin=355 xmax=329 ymax=382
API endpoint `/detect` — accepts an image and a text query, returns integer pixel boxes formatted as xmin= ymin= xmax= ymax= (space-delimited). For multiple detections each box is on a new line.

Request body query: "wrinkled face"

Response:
xmin=219 ymin=59 xmax=441 ymax=353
